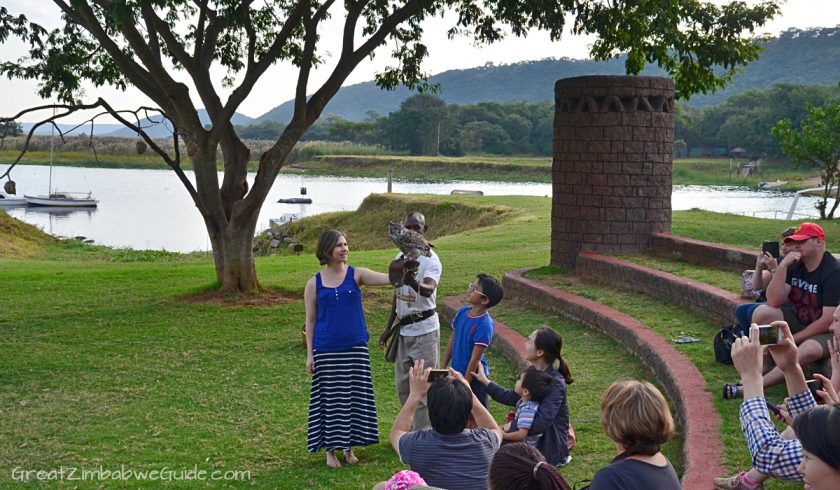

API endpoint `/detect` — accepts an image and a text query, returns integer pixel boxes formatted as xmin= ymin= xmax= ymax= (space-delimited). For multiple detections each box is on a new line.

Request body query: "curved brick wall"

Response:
xmin=552 ymin=76 xmax=675 ymax=268
xmin=502 ymin=267 xmax=723 ymax=490
xmin=576 ymin=251 xmax=750 ymax=324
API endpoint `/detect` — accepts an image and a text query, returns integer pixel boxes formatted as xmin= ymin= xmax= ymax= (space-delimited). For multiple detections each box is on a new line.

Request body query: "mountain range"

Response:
xmin=22 ymin=110 xmax=255 ymax=137
xmin=256 ymin=26 xmax=840 ymax=122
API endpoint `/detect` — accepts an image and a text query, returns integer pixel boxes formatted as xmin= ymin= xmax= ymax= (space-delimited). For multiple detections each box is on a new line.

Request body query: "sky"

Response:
xmin=2 ymin=1 xmax=840 ymax=123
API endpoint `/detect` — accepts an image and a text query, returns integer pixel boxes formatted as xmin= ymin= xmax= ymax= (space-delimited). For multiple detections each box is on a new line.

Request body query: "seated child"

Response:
xmin=501 ymin=368 xmax=555 ymax=446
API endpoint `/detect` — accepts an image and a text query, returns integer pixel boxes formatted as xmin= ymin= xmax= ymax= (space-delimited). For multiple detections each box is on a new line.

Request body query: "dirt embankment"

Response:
xmin=0 ymin=211 xmax=57 ymax=259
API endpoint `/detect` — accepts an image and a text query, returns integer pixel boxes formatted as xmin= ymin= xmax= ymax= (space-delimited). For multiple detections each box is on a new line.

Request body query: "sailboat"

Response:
xmin=24 ymin=118 xmax=98 ymax=208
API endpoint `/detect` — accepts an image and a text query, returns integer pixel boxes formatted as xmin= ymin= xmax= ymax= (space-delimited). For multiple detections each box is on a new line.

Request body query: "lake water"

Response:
xmin=1 ymin=165 xmax=824 ymax=253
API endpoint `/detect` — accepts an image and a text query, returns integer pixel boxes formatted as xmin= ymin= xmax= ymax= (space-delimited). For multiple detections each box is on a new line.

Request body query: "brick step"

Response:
xmin=575 ymin=250 xmax=750 ymax=325
xmin=500 ymin=267 xmax=722 ymax=490
xmin=576 ymin=250 xmax=832 ymax=379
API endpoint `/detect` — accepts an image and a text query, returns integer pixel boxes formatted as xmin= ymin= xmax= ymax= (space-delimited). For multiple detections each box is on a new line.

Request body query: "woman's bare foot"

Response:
xmin=343 ymin=448 xmax=358 ymax=464
xmin=325 ymin=450 xmax=342 ymax=468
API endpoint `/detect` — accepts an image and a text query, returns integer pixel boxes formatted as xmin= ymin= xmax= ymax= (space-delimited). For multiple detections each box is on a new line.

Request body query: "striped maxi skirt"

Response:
xmin=307 ymin=345 xmax=379 ymax=452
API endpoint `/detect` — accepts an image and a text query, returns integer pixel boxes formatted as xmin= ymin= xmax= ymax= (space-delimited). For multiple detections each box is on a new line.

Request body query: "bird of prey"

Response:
xmin=387 ymin=221 xmax=433 ymax=260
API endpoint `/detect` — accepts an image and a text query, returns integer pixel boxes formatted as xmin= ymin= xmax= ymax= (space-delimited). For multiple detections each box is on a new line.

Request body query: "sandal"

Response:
xmin=723 ymin=382 xmax=743 ymax=400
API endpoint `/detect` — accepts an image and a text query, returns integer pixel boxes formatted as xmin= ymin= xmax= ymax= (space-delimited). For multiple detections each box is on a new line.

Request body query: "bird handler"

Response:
xmin=379 ymin=211 xmax=442 ymax=431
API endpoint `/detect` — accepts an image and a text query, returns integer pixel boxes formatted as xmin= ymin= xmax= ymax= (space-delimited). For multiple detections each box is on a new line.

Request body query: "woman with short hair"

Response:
xmin=588 ymin=380 xmax=681 ymax=489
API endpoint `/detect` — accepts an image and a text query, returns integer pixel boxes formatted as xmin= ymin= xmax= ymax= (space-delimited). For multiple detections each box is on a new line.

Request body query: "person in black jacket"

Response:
xmin=474 ymin=326 xmax=572 ymax=466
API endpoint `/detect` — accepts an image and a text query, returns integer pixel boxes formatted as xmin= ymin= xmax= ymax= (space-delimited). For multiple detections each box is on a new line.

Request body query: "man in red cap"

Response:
xmin=751 ymin=222 xmax=840 ymax=387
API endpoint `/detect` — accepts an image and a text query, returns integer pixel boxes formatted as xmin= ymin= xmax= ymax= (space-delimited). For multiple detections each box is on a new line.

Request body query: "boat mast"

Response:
xmin=48 ymin=108 xmax=55 ymax=195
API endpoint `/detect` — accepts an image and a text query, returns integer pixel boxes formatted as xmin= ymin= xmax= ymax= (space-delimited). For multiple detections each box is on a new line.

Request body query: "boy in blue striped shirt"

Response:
xmin=502 ymin=368 xmax=555 ymax=446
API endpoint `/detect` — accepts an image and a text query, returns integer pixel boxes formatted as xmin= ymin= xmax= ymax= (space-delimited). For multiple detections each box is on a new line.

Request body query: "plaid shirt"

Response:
xmin=739 ymin=390 xmax=815 ymax=481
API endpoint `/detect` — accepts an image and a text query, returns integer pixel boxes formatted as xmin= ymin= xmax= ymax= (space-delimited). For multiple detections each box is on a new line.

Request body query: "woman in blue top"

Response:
xmin=304 ymin=230 xmax=392 ymax=468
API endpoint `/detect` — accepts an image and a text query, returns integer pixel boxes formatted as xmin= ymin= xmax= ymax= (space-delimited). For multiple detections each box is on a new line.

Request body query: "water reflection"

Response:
xmin=25 ymin=206 xmax=98 ymax=219
xmin=1 ymin=165 xmax=827 ymax=252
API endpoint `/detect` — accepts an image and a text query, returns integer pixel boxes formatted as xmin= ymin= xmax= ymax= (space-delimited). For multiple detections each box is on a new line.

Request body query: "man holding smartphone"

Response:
xmin=389 ymin=360 xmax=502 ymax=490
xmin=752 ymin=222 xmax=840 ymax=387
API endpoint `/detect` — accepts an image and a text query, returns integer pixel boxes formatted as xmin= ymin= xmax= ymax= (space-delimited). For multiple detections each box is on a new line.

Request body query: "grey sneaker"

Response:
xmin=713 ymin=473 xmax=765 ymax=490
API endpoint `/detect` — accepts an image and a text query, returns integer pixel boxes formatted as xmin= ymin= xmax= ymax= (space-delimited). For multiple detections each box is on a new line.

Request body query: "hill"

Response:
xmin=103 ymin=109 xmax=255 ymax=137
xmin=257 ymin=26 xmax=840 ymax=122
xmin=21 ymin=110 xmax=255 ymax=137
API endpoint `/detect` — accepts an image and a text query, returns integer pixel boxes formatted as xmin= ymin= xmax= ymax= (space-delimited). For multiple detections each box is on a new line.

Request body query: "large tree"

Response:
xmin=0 ymin=0 xmax=779 ymax=292
xmin=772 ymin=103 xmax=840 ymax=219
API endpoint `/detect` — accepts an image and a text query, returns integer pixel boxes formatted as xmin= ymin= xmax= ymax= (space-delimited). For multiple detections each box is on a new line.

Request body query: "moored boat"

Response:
xmin=0 ymin=193 xmax=27 ymax=206
xmin=25 ymin=193 xmax=99 ymax=207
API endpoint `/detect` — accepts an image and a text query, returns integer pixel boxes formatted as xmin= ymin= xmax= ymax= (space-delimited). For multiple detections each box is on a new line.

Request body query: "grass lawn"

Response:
xmin=0 ymin=195 xmax=554 ymax=488
xmin=1 ymin=197 xmax=817 ymax=489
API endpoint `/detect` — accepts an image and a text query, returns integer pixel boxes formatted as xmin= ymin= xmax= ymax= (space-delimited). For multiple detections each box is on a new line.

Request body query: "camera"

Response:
xmin=762 ymin=240 xmax=780 ymax=259
xmin=427 ymin=369 xmax=449 ymax=383
xmin=757 ymin=325 xmax=780 ymax=345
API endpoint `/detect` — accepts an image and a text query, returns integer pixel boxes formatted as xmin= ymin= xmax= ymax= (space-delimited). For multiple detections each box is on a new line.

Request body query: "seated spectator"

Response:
xmin=389 ymin=360 xmax=503 ymax=490
xmin=372 ymin=469 xmax=438 ymax=490
xmin=749 ymin=222 xmax=840 ymax=388
xmin=498 ymin=368 xmax=554 ymax=446
xmin=716 ymin=329 xmax=840 ymax=489
xmin=588 ymin=380 xmax=681 ymax=490
xmin=736 ymin=227 xmax=796 ymax=335
xmin=718 ymin=323 xmax=840 ymax=490
xmin=488 ymin=442 xmax=571 ymax=490
xmin=791 ymin=403 xmax=840 ymax=490
xmin=475 ymin=326 xmax=573 ymax=467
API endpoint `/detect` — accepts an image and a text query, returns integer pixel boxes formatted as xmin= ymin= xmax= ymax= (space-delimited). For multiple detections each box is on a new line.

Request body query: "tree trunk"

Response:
xmin=208 ymin=216 xmax=261 ymax=292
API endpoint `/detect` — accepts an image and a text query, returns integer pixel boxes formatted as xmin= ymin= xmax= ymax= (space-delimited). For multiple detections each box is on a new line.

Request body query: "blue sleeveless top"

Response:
xmin=313 ymin=266 xmax=369 ymax=352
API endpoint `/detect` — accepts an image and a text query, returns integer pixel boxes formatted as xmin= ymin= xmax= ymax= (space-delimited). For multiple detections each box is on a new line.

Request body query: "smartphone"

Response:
xmin=427 ymin=369 xmax=449 ymax=383
xmin=807 ymin=379 xmax=823 ymax=398
xmin=766 ymin=400 xmax=782 ymax=416
xmin=757 ymin=325 xmax=780 ymax=345
xmin=762 ymin=240 xmax=780 ymax=259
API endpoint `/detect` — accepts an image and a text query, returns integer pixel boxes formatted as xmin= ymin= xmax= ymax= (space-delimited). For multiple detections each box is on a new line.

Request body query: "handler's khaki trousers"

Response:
xmin=395 ymin=329 xmax=440 ymax=431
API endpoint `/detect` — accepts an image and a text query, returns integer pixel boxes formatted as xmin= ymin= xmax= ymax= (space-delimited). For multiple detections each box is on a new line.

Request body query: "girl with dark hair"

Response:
xmin=304 ymin=230 xmax=393 ymax=468
xmin=792 ymin=404 xmax=840 ymax=490
xmin=475 ymin=326 xmax=573 ymax=467
xmin=489 ymin=442 xmax=571 ymax=490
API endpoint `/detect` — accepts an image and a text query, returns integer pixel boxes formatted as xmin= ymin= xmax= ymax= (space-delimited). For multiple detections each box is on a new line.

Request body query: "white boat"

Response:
xmin=0 ymin=193 xmax=27 ymax=206
xmin=25 ymin=193 xmax=98 ymax=207
xmin=26 ymin=115 xmax=98 ymax=208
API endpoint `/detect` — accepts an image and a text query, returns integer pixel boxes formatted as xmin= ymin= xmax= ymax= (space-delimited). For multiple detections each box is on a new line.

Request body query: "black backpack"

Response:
xmin=713 ymin=324 xmax=741 ymax=365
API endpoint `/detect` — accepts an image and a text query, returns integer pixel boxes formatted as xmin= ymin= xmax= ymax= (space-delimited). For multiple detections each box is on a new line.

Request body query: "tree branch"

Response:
xmin=193 ymin=0 xmax=209 ymax=60
xmin=207 ymin=0 xmax=311 ymax=147
xmin=140 ymin=8 xmax=162 ymax=64
xmin=139 ymin=3 xmax=195 ymax=71
xmin=51 ymin=0 xmax=169 ymax=109
xmin=242 ymin=0 xmax=257 ymax=66
xmin=1 ymin=101 xmax=197 ymax=205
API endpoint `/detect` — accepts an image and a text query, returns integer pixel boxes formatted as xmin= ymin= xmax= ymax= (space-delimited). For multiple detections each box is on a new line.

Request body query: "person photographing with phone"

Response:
xmin=747 ymin=222 xmax=840 ymax=388
xmin=735 ymin=227 xmax=795 ymax=335
xmin=388 ymin=360 xmax=503 ymax=490
xmin=715 ymin=322 xmax=840 ymax=490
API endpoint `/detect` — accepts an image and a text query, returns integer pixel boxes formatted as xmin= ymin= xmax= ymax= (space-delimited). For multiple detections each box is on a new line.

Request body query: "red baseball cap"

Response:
xmin=783 ymin=222 xmax=825 ymax=243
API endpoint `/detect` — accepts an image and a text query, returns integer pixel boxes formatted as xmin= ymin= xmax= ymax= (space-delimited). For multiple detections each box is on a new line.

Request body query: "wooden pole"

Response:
xmin=387 ymin=167 xmax=393 ymax=193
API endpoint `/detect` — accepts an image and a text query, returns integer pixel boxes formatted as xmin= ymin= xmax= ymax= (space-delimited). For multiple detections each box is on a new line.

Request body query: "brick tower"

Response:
xmin=551 ymin=75 xmax=675 ymax=269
